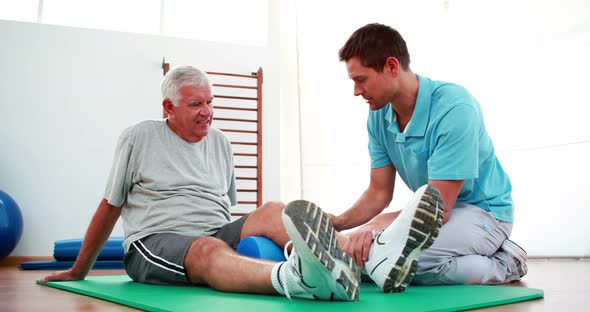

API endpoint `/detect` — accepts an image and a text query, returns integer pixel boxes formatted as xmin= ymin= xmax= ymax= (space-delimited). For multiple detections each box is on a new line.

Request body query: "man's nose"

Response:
xmin=200 ymin=105 xmax=213 ymax=116
xmin=354 ymin=84 xmax=363 ymax=96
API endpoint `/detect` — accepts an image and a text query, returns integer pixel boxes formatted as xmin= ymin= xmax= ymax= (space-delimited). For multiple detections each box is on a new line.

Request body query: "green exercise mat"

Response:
xmin=38 ymin=275 xmax=543 ymax=312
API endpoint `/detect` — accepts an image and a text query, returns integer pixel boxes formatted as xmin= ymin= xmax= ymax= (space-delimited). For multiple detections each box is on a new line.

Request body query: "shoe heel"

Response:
xmin=383 ymin=184 xmax=444 ymax=293
xmin=284 ymin=200 xmax=361 ymax=301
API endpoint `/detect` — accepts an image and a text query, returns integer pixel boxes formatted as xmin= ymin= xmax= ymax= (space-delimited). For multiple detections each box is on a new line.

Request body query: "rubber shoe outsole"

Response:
xmin=382 ymin=184 xmax=443 ymax=293
xmin=501 ymin=239 xmax=528 ymax=278
xmin=283 ymin=200 xmax=361 ymax=301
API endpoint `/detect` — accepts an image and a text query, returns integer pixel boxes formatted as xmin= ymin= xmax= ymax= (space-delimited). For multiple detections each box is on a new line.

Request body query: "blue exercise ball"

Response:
xmin=0 ymin=189 xmax=23 ymax=260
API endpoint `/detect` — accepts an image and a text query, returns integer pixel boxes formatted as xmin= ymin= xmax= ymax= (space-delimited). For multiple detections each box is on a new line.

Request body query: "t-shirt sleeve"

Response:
xmin=228 ymin=170 xmax=238 ymax=206
xmin=103 ymin=127 xmax=135 ymax=207
xmin=367 ymin=115 xmax=392 ymax=169
xmin=428 ymin=104 xmax=479 ymax=180
xmin=225 ymin=137 xmax=238 ymax=206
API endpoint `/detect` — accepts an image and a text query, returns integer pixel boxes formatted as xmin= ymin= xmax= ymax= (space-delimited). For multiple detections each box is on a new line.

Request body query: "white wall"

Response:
xmin=2 ymin=0 xmax=588 ymax=258
xmin=278 ymin=0 xmax=303 ymax=203
xmin=0 ymin=16 xmax=280 ymax=256
xmin=295 ymin=0 xmax=590 ymax=257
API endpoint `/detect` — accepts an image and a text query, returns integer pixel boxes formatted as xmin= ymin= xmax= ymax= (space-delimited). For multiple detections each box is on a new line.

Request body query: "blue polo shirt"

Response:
xmin=367 ymin=74 xmax=513 ymax=222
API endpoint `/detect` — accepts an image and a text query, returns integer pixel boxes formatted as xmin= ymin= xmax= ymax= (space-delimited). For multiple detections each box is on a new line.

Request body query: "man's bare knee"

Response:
xmin=246 ymin=201 xmax=285 ymax=229
xmin=242 ymin=201 xmax=288 ymax=246
xmin=253 ymin=201 xmax=285 ymax=223
xmin=259 ymin=201 xmax=285 ymax=213
xmin=184 ymin=237 xmax=229 ymax=284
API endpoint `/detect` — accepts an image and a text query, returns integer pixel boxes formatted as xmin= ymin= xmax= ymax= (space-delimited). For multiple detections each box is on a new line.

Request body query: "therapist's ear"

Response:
xmin=383 ymin=57 xmax=400 ymax=76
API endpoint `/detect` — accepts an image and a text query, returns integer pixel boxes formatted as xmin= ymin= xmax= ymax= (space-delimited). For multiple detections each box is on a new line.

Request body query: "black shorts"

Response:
xmin=124 ymin=215 xmax=249 ymax=285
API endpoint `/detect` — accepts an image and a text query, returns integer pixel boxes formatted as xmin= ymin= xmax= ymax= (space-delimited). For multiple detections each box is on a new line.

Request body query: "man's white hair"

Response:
xmin=161 ymin=65 xmax=211 ymax=106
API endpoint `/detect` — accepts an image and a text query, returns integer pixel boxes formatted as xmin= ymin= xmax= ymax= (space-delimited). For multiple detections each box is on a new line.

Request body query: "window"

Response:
xmin=42 ymin=0 xmax=160 ymax=34
xmin=162 ymin=0 xmax=268 ymax=46
xmin=0 ymin=0 xmax=269 ymax=47
xmin=0 ymin=0 xmax=38 ymax=22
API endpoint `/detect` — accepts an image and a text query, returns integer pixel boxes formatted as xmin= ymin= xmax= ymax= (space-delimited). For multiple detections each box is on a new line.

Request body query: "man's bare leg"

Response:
xmin=184 ymin=237 xmax=277 ymax=293
xmin=241 ymin=201 xmax=350 ymax=249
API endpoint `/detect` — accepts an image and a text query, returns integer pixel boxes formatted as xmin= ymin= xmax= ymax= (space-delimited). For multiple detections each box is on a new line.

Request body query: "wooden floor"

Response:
xmin=0 ymin=258 xmax=588 ymax=311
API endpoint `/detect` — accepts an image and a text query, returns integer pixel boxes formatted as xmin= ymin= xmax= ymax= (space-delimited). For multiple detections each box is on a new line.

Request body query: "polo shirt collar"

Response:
xmin=384 ymin=101 xmax=397 ymax=133
xmin=384 ymin=74 xmax=431 ymax=140
xmin=405 ymin=74 xmax=431 ymax=138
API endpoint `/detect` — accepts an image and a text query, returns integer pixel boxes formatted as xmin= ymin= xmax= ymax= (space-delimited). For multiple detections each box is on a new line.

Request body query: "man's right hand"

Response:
xmin=342 ymin=225 xmax=378 ymax=269
xmin=40 ymin=269 xmax=85 ymax=283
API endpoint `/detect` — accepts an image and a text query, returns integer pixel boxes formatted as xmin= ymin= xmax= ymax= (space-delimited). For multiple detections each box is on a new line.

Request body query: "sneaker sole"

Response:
xmin=383 ymin=184 xmax=443 ymax=293
xmin=501 ymin=240 xmax=527 ymax=265
xmin=501 ymin=240 xmax=528 ymax=278
xmin=283 ymin=200 xmax=361 ymax=301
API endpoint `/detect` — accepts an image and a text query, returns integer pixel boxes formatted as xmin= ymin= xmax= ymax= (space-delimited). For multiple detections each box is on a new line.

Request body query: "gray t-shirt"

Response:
xmin=104 ymin=120 xmax=237 ymax=251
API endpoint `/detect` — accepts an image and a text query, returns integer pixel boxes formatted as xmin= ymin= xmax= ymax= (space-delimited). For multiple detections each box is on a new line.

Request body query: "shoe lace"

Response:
xmin=284 ymin=241 xmax=293 ymax=260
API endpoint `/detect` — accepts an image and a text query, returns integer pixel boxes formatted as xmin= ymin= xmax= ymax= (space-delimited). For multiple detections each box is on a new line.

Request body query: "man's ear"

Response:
xmin=163 ymin=98 xmax=174 ymax=118
xmin=384 ymin=56 xmax=400 ymax=76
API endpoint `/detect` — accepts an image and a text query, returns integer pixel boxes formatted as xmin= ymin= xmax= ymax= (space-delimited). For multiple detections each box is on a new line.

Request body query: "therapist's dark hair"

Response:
xmin=339 ymin=23 xmax=411 ymax=72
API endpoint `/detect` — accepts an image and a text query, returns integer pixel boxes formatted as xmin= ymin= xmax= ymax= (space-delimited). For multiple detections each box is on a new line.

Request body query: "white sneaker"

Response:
xmin=282 ymin=200 xmax=360 ymax=301
xmin=365 ymin=184 xmax=443 ymax=293
xmin=501 ymin=239 xmax=528 ymax=278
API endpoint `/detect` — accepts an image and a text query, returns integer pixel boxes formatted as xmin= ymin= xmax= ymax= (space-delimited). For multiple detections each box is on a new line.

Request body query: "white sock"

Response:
xmin=271 ymin=262 xmax=286 ymax=295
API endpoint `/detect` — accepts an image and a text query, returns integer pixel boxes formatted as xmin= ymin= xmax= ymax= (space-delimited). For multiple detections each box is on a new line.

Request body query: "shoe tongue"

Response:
xmin=282 ymin=258 xmax=315 ymax=299
xmin=366 ymin=230 xmax=380 ymax=265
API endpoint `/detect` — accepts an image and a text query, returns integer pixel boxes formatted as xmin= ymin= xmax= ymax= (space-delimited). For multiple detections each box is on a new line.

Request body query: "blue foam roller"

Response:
xmin=20 ymin=260 xmax=124 ymax=270
xmin=236 ymin=236 xmax=286 ymax=262
xmin=53 ymin=237 xmax=124 ymax=261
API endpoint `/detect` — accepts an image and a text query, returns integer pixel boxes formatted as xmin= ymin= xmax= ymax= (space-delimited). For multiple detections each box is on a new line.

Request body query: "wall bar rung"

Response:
xmin=221 ymin=129 xmax=257 ymax=134
xmin=214 ymin=106 xmax=258 ymax=112
xmin=213 ymin=84 xmax=257 ymax=90
xmin=237 ymin=177 xmax=257 ymax=181
xmin=214 ymin=117 xmax=258 ymax=123
xmin=207 ymin=71 xmax=257 ymax=79
xmin=215 ymin=95 xmax=257 ymax=101
xmin=231 ymin=142 xmax=258 ymax=146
